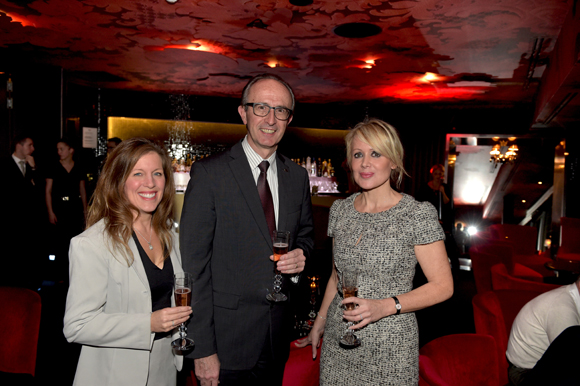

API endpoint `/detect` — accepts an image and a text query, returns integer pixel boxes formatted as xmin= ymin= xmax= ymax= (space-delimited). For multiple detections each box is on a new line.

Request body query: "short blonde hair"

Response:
xmin=345 ymin=118 xmax=408 ymax=188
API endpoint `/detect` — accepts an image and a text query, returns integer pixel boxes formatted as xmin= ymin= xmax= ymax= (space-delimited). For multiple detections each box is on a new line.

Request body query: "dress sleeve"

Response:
xmin=327 ymin=199 xmax=344 ymax=238
xmin=411 ymin=200 xmax=445 ymax=246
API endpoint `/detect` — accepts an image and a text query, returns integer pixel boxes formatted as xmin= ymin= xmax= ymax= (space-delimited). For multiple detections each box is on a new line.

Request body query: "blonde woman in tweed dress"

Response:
xmin=297 ymin=119 xmax=453 ymax=385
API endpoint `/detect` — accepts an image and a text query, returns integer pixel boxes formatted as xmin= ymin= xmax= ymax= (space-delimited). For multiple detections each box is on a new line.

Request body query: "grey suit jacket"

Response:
xmin=180 ymin=141 xmax=314 ymax=370
xmin=63 ymin=219 xmax=183 ymax=386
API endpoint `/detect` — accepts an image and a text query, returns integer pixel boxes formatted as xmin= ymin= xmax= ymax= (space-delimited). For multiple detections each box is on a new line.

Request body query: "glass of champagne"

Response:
xmin=266 ymin=230 xmax=290 ymax=302
xmin=339 ymin=267 xmax=361 ymax=348
xmin=171 ymin=272 xmax=195 ymax=350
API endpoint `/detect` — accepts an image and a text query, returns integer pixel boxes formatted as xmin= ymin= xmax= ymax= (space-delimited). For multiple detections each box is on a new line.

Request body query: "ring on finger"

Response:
xmin=359 ymin=314 xmax=363 ymax=321
xmin=295 ymin=263 xmax=298 ymax=269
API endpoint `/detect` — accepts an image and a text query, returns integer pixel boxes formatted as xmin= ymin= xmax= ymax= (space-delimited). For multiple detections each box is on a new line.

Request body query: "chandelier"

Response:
xmin=490 ymin=139 xmax=518 ymax=167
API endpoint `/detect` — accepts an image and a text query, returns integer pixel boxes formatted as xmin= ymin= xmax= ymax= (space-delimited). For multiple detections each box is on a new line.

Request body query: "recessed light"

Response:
xmin=538 ymin=181 xmax=542 ymax=185
xmin=334 ymin=23 xmax=382 ymax=38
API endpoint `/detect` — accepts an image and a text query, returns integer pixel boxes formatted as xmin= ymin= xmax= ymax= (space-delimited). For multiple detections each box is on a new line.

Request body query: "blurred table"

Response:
xmin=544 ymin=258 xmax=580 ymax=283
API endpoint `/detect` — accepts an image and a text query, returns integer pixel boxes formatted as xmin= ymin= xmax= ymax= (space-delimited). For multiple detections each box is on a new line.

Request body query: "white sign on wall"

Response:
xmin=83 ymin=127 xmax=98 ymax=148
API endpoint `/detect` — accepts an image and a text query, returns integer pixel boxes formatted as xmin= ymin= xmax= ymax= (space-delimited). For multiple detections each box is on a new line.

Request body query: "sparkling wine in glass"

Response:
xmin=171 ymin=272 xmax=194 ymax=350
xmin=339 ymin=268 xmax=361 ymax=348
xmin=267 ymin=230 xmax=290 ymax=302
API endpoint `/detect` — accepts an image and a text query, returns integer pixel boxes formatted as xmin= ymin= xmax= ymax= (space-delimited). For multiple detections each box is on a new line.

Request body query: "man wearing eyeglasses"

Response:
xmin=180 ymin=74 xmax=314 ymax=386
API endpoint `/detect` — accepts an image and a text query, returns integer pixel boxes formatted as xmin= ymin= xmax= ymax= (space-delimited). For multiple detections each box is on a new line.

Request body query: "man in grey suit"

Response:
xmin=180 ymin=74 xmax=314 ymax=386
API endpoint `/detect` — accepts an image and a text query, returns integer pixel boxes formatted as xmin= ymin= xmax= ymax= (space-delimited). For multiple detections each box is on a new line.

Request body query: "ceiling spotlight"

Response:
xmin=166 ymin=0 xmax=178 ymax=3
xmin=467 ymin=226 xmax=478 ymax=236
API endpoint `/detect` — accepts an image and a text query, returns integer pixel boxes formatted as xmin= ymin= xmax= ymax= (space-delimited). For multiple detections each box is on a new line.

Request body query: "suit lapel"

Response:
xmin=129 ymin=237 xmax=150 ymax=290
xmin=228 ymin=142 xmax=273 ymax=247
xmin=9 ymin=157 xmax=25 ymax=181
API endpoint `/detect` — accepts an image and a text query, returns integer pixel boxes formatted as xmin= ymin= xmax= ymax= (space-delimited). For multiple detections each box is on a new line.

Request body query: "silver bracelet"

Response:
xmin=317 ymin=312 xmax=327 ymax=320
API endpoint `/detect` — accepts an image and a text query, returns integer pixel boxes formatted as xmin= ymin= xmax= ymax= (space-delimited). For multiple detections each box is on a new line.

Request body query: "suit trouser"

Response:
xmin=219 ymin=328 xmax=286 ymax=386
xmin=507 ymin=325 xmax=580 ymax=386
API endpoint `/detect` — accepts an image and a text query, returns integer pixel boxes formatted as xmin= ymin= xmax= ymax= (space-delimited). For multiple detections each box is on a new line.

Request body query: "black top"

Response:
xmin=132 ymin=233 xmax=174 ymax=340
xmin=417 ymin=182 xmax=453 ymax=233
xmin=46 ymin=161 xmax=86 ymax=202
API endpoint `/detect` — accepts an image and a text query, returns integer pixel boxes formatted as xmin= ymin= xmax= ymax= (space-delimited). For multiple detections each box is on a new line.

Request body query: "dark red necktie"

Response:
xmin=257 ymin=161 xmax=276 ymax=235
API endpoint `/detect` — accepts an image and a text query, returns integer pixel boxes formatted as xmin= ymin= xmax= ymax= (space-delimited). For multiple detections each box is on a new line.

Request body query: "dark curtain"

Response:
xmin=399 ymin=130 xmax=447 ymax=199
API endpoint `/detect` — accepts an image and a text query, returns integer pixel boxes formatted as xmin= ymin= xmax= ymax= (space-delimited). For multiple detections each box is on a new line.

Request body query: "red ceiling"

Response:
xmin=0 ymin=0 xmax=570 ymax=104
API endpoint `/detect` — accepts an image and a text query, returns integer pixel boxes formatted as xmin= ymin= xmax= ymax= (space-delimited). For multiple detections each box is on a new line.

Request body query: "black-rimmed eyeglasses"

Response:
xmin=244 ymin=103 xmax=293 ymax=121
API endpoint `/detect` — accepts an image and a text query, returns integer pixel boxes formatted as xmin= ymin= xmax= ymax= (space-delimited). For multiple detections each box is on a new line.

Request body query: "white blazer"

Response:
xmin=63 ymin=219 xmax=184 ymax=386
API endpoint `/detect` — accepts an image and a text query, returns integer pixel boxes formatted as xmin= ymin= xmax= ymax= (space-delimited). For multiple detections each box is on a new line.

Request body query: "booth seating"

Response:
xmin=418 ymin=333 xmax=500 ymax=386
xmin=490 ymin=263 xmax=559 ymax=292
xmin=482 ymin=225 xmax=553 ymax=276
xmin=472 ymin=290 xmax=546 ymax=386
xmin=558 ymin=217 xmax=580 ymax=261
xmin=187 ymin=339 xmax=321 ymax=386
xmin=470 ymin=247 xmax=546 ymax=294
xmin=0 ymin=287 xmax=42 ymax=380
xmin=487 ymin=224 xmax=538 ymax=256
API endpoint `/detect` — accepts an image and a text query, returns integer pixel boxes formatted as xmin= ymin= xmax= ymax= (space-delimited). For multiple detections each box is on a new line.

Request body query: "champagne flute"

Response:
xmin=171 ymin=272 xmax=195 ymax=350
xmin=339 ymin=267 xmax=361 ymax=348
xmin=266 ymin=230 xmax=290 ymax=302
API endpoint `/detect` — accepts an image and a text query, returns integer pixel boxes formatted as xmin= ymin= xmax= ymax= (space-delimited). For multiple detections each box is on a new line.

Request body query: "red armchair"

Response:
xmin=481 ymin=224 xmax=553 ymax=277
xmin=419 ymin=333 xmax=500 ymax=386
xmin=472 ymin=290 xmax=544 ymax=386
xmin=471 ymin=246 xmax=547 ymax=294
xmin=282 ymin=339 xmax=321 ymax=386
xmin=0 ymin=287 xmax=42 ymax=376
xmin=487 ymin=224 xmax=538 ymax=256
xmin=490 ymin=263 xmax=558 ymax=292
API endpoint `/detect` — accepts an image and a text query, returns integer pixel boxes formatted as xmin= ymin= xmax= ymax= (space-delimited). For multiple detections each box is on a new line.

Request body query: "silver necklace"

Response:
xmin=134 ymin=224 xmax=153 ymax=250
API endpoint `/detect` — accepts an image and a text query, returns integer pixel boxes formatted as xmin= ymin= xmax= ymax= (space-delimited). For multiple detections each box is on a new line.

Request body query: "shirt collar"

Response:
xmin=241 ymin=136 xmax=277 ymax=170
xmin=12 ymin=154 xmax=25 ymax=163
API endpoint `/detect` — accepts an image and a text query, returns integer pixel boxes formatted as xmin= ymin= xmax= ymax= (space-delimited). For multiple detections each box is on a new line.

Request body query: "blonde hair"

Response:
xmin=87 ymin=138 xmax=175 ymax=266
xmin=345 ymin=118 xmax=408 ymax=188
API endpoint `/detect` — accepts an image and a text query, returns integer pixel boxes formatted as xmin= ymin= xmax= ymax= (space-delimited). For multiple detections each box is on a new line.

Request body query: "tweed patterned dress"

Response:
xmin=319 ymin=193 xmax=444 ymax=386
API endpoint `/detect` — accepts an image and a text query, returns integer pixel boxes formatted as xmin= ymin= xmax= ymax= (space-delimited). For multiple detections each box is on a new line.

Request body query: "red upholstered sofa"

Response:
xmin=470 ymin=247 xmax=546 ymax=294
xmin=490 ymin=263 xmax=559 ymax=292
xmin=472 ymin=290 xmax=547 ymax=386
xmin=0 ymin=287 xmax=42 ymax=377
xmin=282 ymin=339 xmax=321 ymax=386
xmin=419 ymin=333 xmax=500 ymax=386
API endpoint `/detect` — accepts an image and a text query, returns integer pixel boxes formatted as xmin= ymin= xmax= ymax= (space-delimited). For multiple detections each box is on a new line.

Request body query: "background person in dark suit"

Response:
xmin=1 ymin=135 xmax=43 ymax=287
xmin=180 ymin=74 xmax=314 ymax=386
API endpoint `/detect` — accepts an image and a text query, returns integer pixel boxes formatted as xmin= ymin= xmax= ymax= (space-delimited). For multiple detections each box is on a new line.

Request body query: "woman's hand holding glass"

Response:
xmin=151 ymin=305 xmax=192 ymax=333
xmin=342 ymin=297 xmax=392 ymax=329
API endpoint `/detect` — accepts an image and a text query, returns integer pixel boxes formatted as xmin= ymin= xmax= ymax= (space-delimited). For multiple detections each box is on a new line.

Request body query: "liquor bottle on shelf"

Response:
xmin=306 ymin=156 xmax=312 ymax=174
xmin=311 ymin=157 xmax=317 ymax=177
xmin=316 ymin=158 xmax=322 ymax=177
